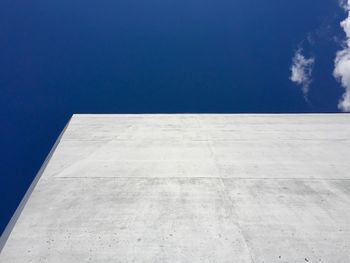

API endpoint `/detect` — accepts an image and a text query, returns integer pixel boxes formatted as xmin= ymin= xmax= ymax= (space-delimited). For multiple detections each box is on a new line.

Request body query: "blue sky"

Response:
xmin=0 ymin=0 xmax=349 ymax=234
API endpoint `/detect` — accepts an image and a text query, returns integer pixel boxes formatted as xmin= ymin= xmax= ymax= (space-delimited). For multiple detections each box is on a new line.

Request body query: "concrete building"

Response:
xmin=1 ymin=114 xmax=350 ymax=262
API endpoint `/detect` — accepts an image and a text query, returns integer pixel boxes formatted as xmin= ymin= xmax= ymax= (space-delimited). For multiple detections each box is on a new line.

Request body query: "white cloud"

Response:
xmin=334 ymin=0 xmax=350 ymax=112
xmin=290 ymin=48 xmax=315 ymax=97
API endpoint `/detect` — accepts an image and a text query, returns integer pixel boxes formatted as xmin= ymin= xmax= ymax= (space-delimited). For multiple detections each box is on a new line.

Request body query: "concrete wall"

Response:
xmin=1 ymin=114 xmax=350 ymax=262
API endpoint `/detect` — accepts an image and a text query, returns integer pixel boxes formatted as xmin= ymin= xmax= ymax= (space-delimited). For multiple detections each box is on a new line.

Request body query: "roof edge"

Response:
xmin=0 ymin=116 xmax=73 ymax=253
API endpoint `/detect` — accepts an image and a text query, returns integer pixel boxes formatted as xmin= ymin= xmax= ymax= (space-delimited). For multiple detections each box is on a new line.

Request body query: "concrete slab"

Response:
xmin=1 ymin=114 xmax=350 ymax=262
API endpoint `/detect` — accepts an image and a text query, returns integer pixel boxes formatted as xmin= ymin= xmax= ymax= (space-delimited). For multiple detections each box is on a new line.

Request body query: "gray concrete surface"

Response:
xmin=1 ymin=114 xmax=350 ymax=262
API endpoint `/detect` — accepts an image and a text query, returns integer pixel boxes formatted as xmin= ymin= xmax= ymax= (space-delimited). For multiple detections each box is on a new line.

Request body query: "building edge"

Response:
xmin=0 ymin=115 xmax=73 ymax=253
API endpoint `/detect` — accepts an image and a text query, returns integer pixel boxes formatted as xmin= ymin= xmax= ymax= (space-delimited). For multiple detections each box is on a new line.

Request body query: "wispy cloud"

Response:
xmin=339 ymin=0 xmax=349 ymax=10
xmin=290 ymin=48 xmax=315 ymax=98
xmin=334 ymin=0 xmax=350 ymax=112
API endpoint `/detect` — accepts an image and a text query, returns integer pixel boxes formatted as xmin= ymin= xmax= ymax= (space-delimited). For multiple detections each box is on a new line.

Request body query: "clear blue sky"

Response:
xmin=0 ymin=0 xmax=348 ymax=234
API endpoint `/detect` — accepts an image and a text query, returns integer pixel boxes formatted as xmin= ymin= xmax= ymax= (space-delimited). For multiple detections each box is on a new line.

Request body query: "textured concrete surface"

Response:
xmin=1 ymin=114 xmax=350 ymax=262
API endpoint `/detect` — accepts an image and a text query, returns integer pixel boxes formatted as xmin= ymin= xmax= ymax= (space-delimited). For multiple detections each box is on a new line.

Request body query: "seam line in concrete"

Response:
xmin=49 ymin=176 xmax=350 ymax=181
